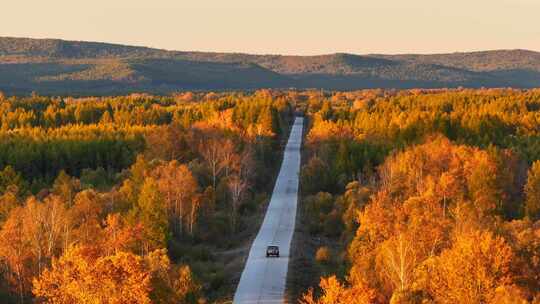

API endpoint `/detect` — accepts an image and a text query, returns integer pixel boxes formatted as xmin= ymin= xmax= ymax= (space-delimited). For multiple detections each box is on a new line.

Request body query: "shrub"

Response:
xmin=315 ymin=246 xmax=331 ymax=264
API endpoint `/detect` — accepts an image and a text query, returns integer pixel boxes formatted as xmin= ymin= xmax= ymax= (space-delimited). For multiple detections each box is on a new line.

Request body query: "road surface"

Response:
xmin=233 ymin=117 xmax=304 ymax=304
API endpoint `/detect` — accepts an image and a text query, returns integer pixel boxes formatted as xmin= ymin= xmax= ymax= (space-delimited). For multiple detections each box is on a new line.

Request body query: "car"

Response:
xmin=266 ymin=245 xmax=280 ymax=257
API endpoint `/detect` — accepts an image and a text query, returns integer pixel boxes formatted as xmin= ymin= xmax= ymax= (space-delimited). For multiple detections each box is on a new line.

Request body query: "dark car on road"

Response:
xmin=266 ymin=245 xmax=280 ymax=257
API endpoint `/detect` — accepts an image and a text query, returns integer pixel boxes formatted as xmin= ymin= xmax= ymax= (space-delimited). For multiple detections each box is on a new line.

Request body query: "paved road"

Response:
xmin=233 ymin=117 xmax=304 ymax=304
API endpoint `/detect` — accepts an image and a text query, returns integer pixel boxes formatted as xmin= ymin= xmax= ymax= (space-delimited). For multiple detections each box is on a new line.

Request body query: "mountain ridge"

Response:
xmin=0 ymin=37 xmax=539 ymax=94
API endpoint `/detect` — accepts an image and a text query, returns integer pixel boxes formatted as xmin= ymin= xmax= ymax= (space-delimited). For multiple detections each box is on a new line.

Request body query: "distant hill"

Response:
xmin=0 ymin=37 xmax=539 ymax=94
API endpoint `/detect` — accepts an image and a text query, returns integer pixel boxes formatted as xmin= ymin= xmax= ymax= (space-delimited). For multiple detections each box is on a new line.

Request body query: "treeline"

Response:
xmin=0 ymin=90 xmax=294 ymax=303
xmin=299 ymin=89 xmax=540 ymax=303
xmin=303 ymin=89 xmax=540 ymax=211
xmin=0 ymin=92 xmax=288 ymax=184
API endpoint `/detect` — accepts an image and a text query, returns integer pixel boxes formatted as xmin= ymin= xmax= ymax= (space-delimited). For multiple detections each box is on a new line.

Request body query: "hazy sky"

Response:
xmin=2 ymin=0 xmax=539 ymax=55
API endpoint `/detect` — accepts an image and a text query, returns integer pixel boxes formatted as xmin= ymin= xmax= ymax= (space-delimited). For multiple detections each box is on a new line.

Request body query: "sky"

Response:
xmin=2 ymin=0 xmax=539 ymax=55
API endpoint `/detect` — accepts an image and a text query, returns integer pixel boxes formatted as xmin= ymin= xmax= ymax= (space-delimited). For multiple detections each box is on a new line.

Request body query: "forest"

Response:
xmin=296 ymin=88 xmax=540 ymax=304
xmin=0 ymin=88 xmax=539 ymax=303
xmin=0 ymin=90 xmax=293 ymax=303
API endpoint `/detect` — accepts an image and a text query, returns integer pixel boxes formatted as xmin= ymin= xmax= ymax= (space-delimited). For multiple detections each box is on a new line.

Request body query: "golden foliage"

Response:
xmin=33 ymin=246 xmax=153 ymax=304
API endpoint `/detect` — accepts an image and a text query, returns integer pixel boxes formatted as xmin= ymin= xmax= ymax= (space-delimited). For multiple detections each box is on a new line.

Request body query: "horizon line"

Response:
xmin=2 ymin=35 xmax=538 ymax=58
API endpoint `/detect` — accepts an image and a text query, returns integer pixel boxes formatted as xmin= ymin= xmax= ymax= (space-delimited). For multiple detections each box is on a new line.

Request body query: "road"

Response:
xmin=233 ymin=117 xmax=304 ymax=304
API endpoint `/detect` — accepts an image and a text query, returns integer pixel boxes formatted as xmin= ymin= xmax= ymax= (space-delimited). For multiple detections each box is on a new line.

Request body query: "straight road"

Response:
xmin=233 ymin=117 xmax=304 ymax=304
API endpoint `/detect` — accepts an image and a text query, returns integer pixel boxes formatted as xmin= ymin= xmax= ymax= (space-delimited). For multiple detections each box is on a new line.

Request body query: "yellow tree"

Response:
xmin=376 ymin=233 xmax=418 ymax=293
xmin=22 ymin=196 xmax=67 ymax=275
xmin=0 ymin=207 xmax=33 ymax=303
xmin=175 ymin=265 xmax=201 ymax=304
xmin=0 ymin=185 xmax=20 ymax=223
xmin=70 ymin=190 xmax=103 ymax=246
xmin=153 ymin=161 xmax=199 ymax=237
xmin=51 ymin=171 xmax=80 ymax=207
xmin=300 ymin=276 xmax=378 ymax=304
xmin=525 ymin=161 xmax=540 ymax=220
xmin=33 ymin=246 xmax=153 ymax=304
xmin=502 ymin=219 xmax=540 ymax=296
xmin=416 ymin=230 xmax=515 ymax=304
xmin=101 ymin=213 xmax=143 ymax=256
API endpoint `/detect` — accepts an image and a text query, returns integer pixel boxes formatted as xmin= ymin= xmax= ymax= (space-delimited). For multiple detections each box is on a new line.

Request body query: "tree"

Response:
xmin=52 ymin=170 xmax=80 ymax=207
xmin=319 ymin=101 xmax=333 ymax=121
xmin=33 ymin=246 xmax=153 ymax=304
xmin=227 ymin=174 xmax=248 ymax=232
xmin=199 ymin=135 xmax=225 ymax=189
xmin=0 ymin=185 xmax=20 ymax=223
xmin=218 ymin=139 xmax=239 ymax=178
xmin=304 ymin=192 xmax=334 ymax=234
xmin=145 ymin=125 xmax=189 ymax=161
xmin=0 ymin=166 xmax=26 ymax=194
xmin=525 ymin=161 xmax=540 ymax=220
xmin=315 ymin=247 xmax=331 ymax=264
xmin=130 ymin=154 xmax=150 ymax=188
xmin=502 ymin=219 xmax=540 ymax=294
xmin=255 ymin=106 xmax=278 ymax=137
xmin=71 ymin=190 xmax=103 ymax=246
xmin=102 ymin=214 xmax=143 ymax=256
xmin=490 ymin=285 xmax=529 ymax=304
xmin=0 ymin=207 xmax=33 ymax=303
xmin=437 ymin=172 xmax=460 ymax=218
xmin=466 ymin=153 xmax=501 ymax=215
xmin=23 ymin=196 xmax=67 ymax=275
xmin=144 ymin=250 xmax=202 ymax=304
xmin=187 ymin=195 xmax=201 ymax=236
xmin=136 ymin=177 xmax=169 ymax=253
xmin=226 ymin=149 xmax=254 ymax=232
xmin=335 ymin=140 xmax=352 ymax=181
xmin=153 ymin=161 xmax=199 ymax=237
xmin=376 ymin=233 xmax=418 ymax=293
xmin=301 ymin=157 xmax=330 ymax=194
xmin=417 ymin=230 xmax=515 ymax=304
xmin=300 ymin=276 xmax=377 ymax=304
xmin=341 ymin=181 xmax=371 ymax=237
xmin=175 ymin=265 xmax=201 ymax=304
xmin=99 ymin=110 xmax=113 ymax=124
xmin=0 ymin=195 xmax=69 ymax=303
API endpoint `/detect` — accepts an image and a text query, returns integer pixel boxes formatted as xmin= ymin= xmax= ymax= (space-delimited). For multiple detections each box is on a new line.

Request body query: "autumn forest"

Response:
xmin=0 ymin=88 xmax=539 ymax=303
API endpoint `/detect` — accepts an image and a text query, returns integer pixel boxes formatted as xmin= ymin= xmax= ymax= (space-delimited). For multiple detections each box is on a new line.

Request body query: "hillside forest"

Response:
xmin=2 ymin=37 xmax=540 ymax=95
xmin=0 ymin=88 xmax=539 ymax=303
